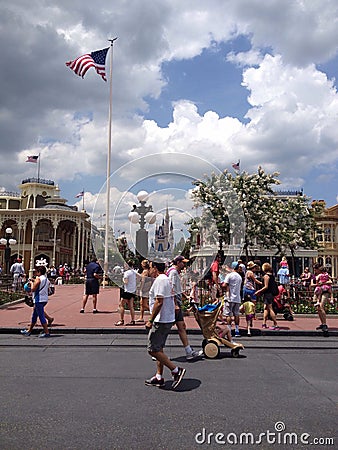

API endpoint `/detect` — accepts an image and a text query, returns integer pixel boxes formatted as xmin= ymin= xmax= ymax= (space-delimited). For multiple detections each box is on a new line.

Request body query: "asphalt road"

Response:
xmin=0 ymin=334 xmax=337 ymax=450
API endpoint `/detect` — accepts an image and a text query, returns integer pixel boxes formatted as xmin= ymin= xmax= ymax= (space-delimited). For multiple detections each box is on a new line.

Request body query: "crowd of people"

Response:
xmin=17 ymin=253 xmax=336 ymax=387
xmin=4 ymin=259 xmax=82 ymax=293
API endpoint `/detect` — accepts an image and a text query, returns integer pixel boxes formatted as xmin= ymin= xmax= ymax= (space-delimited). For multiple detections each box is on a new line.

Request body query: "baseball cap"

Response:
xmin=173 ymin=255 xmax=189 ymax=264
xmin=231 ymin=261 xmax=239 ymax=270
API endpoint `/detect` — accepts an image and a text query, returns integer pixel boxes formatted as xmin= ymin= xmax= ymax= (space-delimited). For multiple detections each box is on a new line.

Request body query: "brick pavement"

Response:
xmin=0 ymin=284 xmax=337 ymax=335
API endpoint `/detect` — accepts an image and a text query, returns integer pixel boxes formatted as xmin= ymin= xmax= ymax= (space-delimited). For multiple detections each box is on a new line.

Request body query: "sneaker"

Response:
xmin=80 ymin=309 xmax=84 ymax=313
xmin=316 ymin=324 xmax=324 ymax=330
xmin=38 ymin=332 xmax=50 ymax=338
xmin=186 ymin=349 xmax=203 ymax=360
xmin=270 ymin=326 xmax=280 ymax=330
xmin=247 ymin=332 xmax=251 ymax=337
xmin=145 ymin=376 xmax=164 ymax=387
xmin=235 ymin=330 xmax=241 ymax=337
xmin=172 ymin=367 xmax=186 ymax=389
xmin=20 ymin=329 xmax=31 ymax=336
xmin=47 ymin=317 xmax=54 ymax=327
xmin=314 ymin=302 xmax=320 ymax=307
xmin=93 ymin=309 xmax=98 ymax=314
xmin=262 ymin=324 xmax=268 ymax=328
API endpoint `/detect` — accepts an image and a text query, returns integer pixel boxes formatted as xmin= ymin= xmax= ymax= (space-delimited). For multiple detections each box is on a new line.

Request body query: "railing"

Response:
xmin=185 ymin=281 xmax=338 ymax=314
xmin=0 ymin=191 xmax=21 ymax=197
xmin=21 ymin=178 xmax=55 ymax=186
xmin=0 ymin=274 xmax=13 ymax=291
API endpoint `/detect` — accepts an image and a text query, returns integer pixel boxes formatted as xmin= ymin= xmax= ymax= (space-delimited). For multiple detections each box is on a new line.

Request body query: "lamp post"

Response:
xmin=128 ymin=191 xmax=156 ymax=259
xmin=0 ymin=227 xmax=17 ymax=274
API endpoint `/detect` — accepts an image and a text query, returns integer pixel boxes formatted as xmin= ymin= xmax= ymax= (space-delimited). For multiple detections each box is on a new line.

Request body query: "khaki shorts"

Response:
xmin=224 ymin=302 xmax=240 ymax=317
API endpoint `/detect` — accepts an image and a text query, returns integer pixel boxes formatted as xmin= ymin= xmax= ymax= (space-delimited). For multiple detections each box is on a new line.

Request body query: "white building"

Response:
xmin=0 ymin=177 xmax=91 ymax=274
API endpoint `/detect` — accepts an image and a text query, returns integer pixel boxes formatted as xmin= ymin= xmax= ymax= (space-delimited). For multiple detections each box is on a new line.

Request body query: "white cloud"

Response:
xmin=2 ymin=0 xmax=338 ymax=207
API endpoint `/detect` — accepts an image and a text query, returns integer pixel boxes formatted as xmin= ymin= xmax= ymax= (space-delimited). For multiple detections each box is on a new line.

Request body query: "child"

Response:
xmin=314 ymin=267 xmax=332 ymax=307
xmin=280 ymin=256 xmax=288 ymax=268
xmin=188 ymin=275 xmax=199 ymax=306
xmin=216 ymin=324 xmax=239 ymax=344
xmin=186 ymin=274 xmax=200 ymax=314
xmin=240 ymin=294 xmax=256 ymax=336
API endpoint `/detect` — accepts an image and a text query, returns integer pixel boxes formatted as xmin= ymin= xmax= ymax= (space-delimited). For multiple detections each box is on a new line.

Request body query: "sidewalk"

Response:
xmin=1 ymin=284 xmax=337 ymax=336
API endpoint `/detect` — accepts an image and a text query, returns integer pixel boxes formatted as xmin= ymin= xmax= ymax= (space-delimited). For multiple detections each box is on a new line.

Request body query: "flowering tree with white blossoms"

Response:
xmin=192 ymin=166 xmax=319 ymax=267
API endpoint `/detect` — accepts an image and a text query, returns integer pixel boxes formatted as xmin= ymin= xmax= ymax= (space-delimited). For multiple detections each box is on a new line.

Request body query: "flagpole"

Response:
xmin=37 ymin=153 xmax=41 ymax=182
xmin=82 ymin=188 xmax=85 ymax=211
xmin=103 ymin=37 xmax=118 ymax=286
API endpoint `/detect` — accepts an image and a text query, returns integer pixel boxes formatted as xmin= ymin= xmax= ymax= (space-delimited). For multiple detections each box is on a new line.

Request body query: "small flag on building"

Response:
xmin=232 ymin=160 xmax=240 ymax=171
xmin=75 ymin=191 xmax=84 ymax=198
xmin=26 ymin=155 xmax=39 ymax=163
xmin=66 ymin=47 xmax=109 ymax=81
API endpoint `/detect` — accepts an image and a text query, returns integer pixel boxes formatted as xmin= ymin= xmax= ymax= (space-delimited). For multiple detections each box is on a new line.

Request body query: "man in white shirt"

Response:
xmin=224 ymin=262 xmax=243 ymax=338
xmin=115 ymin=260 xmax=137 ymax=326
xmin=10 ymin=258 xmax=25 ymax=292
xmin=145 ymin=262 xmax=186 ymax=390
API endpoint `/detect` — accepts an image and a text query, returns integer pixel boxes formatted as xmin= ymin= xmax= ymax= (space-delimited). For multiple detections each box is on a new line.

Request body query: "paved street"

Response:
xmin=0 ymin=334 xmax=337 ymax=450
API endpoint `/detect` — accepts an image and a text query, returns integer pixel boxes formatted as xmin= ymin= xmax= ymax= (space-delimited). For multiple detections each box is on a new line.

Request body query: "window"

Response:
xmin=324 ymin=226 xmax=331 ymax=242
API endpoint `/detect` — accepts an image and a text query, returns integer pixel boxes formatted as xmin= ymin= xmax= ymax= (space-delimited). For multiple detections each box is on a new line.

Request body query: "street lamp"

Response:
xmin=0 ymin=227 xmax=17 ymax=274
xmin=128 ymin=191 xmax=156 ymax=259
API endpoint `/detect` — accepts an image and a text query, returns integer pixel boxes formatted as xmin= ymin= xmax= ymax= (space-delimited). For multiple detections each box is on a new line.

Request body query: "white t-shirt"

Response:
xmin=224 ymin=271 xmax=242 ymax=303
xmin=123 ymin=269 xmax=137 ymax=293
xmin=166 ymin=266 xmax=183 ymax=305
xmin=149 ymin=274 xmax=175 ymax=323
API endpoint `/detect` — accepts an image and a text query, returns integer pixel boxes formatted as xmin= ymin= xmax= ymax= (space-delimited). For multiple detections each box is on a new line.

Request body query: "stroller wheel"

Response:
xmin=204 ymin=340 xmax=220 ymax=359
xmin=202 ymin=338 xmax=208 ymax=349
xmin=231 ymin=348 xmax=240 ymax=358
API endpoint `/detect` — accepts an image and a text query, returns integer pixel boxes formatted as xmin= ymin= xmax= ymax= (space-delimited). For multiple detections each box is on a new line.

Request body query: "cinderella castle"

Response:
xmin=149 ymin=206 xmax=174 ymax=259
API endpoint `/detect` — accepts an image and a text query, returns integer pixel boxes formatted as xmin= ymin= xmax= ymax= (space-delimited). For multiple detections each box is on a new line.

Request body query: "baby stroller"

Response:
xmin=191 ymin=302 xmax=244 ymax=359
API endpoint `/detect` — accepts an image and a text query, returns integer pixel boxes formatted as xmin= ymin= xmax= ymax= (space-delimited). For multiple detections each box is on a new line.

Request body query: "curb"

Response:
xmin=1 ymin=327 xmax=337 ymax=337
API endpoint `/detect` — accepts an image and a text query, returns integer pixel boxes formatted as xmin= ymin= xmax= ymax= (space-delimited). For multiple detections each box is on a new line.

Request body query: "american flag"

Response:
xmin=26 ymin=155 xmax=39 ymax=163
xmin=66 ymin=48 xmax=109 ymax=81
xmin=75 ymin=191 xmax=84 ymax=198
xmin=232 ymin=160 xmax=240 ymax=171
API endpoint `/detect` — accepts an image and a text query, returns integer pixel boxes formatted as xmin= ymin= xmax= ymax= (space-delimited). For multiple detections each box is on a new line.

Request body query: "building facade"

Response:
xmin=313 ymin=200 xmax=338 ymax=278
xmin=0 ymin=178 xmax=92 ymax=275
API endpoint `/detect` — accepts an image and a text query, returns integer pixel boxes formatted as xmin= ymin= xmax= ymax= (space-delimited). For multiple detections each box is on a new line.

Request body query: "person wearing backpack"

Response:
xmin=255 ymin=262 xmax=279 ymax=330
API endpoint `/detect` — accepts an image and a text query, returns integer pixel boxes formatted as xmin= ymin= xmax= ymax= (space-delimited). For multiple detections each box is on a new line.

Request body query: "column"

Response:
xmin=52 ymin=222 xmax=58 ymax=267
xmin=76 ymin=223 xmax=81 ymax=270
xmin=29 ymin=220 xmax=36 ymax=277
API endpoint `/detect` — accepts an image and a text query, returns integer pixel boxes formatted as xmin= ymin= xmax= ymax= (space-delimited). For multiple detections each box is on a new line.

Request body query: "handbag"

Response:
xmin=48 ymin=284 xmax=55 ymax=296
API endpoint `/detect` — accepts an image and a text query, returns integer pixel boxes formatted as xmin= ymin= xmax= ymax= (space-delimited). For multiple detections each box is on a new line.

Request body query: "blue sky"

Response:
xmin=144 ymin=39 xmax=251 ymax=126
xmin=1 ymin=0 xmax=338 ymax=241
